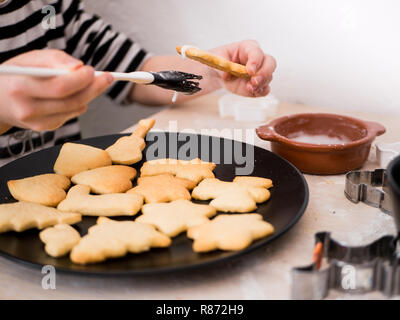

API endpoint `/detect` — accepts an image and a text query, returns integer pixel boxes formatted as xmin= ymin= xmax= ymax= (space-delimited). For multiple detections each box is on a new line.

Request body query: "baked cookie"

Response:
xmin=176 ymin=46 xmax=250 ymax=78
xmin=137 ymin=199 xmax=217 ymax=237
xmin=70 ymin=217 xmax=171 ymax=264
xmin=127 ymin=174 xmax=195 ymax=203
xmin=7 ymin=173 xmax=70 ymax=207
xmin=233 ymin=176 xmax=273 ymax=189
xmin=0 ymin=201 xmax=81 ymax=233
xmin=71 ymin=165 xmax=136 ymax=194
xmin=191 ymin=177 xmax=272 ymax=212
xmin=57 ymin=185 xmax=143 ymax=216
xmin=140 ymin=158 xmax=216 ymax=184
xmin=106 ymin=118 xmax=155 ymax=165
xmin=39 ymin=224 xmax=81 ymax=257
xmin=54 ymin=143 xmax=112 ymax=177
xmin=187 ymin=214 xmax=274 ymax=252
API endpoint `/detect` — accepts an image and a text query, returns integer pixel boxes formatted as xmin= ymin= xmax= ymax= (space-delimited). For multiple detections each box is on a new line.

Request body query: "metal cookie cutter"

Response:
xmin=291 ymin=232 xmax=400 ymax=299
xmin=345 ymin=169 xmax=393 ymax=214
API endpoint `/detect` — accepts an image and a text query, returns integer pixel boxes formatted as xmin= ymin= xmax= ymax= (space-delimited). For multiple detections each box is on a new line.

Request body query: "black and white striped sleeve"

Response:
xmin=62 ymin=0 xmax=151 ymax=104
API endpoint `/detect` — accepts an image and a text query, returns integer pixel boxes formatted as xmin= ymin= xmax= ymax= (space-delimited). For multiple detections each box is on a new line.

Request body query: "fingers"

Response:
xmin=9 ymin=49 xmax=83 ymax=70
xmin=34 ymin=73 xmax=113 ymax=116
xmin=247 ymin=54 xmax=276 ymax=96
xmin=11 ymin=65 xmax=97 ymax=99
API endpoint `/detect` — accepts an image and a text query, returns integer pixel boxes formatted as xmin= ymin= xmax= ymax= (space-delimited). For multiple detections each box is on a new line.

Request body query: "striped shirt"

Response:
xmin=0 ymin=0 xmax=150 ymax=165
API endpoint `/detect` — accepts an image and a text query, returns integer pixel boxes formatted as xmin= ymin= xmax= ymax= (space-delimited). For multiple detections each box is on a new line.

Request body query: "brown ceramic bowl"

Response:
xmin=256 ymin=113 xmax=386 ymax=175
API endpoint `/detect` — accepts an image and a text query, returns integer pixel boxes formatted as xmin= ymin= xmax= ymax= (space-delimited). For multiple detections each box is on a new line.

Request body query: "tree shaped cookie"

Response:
xmin=127 ymin=174 xmax=195 ymax=203
xmin=187 ymin=214 xmax=274 ymax=252
xmin=106 ymin=118 xmax=155 ymax=165
xmin=39 ymin=224 xmax=81 ymax=257
xmin=7 ymin=173 xmax=71 ymax=207
xmin=191 ymin=177 xmax=272 ymax=212
xmin=71 ymin=165 xmax=137 ymax=194
xmin=54 ymin=143 xmax=112 ymax=177
xmin=0 ymin=201 xmax=81 ymax=233
xmin=140 ymin=158 xmax=216 ymax=184
xmin=136 ymin=199 xmax=217 ymax=237
xmin=57 ymin=185 xmax=143 ymax=216
xmin=70 ymin=217 xmax=171 ymax=264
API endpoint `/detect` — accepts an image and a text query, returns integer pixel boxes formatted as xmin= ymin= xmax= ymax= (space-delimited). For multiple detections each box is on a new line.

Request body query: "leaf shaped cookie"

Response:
xmin=106 ymin=118 xmax=155 ymax=165
xmin=140 ymin=158 xmax=216 ymax=184
xmin=40 ymin=224 xmax=81 ymax=257
xmin=0 ymin=201 xmax=81 ymax=233
xmin=71 ymin=165 xmax=137 ymax=194
xmin=187 ymin=214 xmax=274 ymax=252
xmin=191 ymin=177 xmax=272 ymax=212
xmin=57 ymin=185 xmax=143 ymax=216
xmin=7 ymin=173 xmax=70 ymax=207
xmin=127 ymin=174 xmax=195 ymax=203
xmin=136 ymin=199 xmax=217 ymax=237
xmin=54 ymin=143 xmax=112 ymax=177
xmin=70 ymin=217 xmax=171 ymax=264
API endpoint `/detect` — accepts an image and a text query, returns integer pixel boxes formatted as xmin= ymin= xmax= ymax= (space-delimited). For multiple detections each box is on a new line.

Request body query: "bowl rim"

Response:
xmin=256 ymin=112 xmax=386 ymax=152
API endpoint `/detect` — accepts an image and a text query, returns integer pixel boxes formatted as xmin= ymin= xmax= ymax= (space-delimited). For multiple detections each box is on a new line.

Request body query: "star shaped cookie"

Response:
xmin=136 ymin=199 xmax=217 ymax=237
xmin=187 ymin=214 xmax=274 ymax=252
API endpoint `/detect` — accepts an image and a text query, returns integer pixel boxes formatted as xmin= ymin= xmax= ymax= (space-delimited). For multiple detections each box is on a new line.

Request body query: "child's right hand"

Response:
xmin=0 ymin=49 xmax=113 ymax=134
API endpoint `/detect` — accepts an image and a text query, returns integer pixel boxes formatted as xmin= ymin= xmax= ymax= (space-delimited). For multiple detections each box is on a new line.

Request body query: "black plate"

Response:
xmin=0 ymin=133 xmax=308 ymax=275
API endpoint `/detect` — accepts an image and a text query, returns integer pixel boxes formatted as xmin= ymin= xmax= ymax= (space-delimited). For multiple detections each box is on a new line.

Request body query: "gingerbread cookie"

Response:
xmin=177 ymin=46 xmax=250 ymax=78
xmin=187 ymin=214 xmax=274 ymax=252
xmin=7 ymin=173 xmax=70 ymax=207
xmin=71 ymin=165 xmax=136 ymax=194
xmin=0 ymin=201 xmax=81 ymax=233
xmin=140 ymin=158 xmax=216 ymax=184
xmin=106 ymin=118 xmax=155 ymax=165
xmin=127 ymin=174 xmax=195 ymax=203
xmin=137 ymin=199 xmax=217 ymax=237
xmin=70 ymin=217 xmax=171 ymax=264
xmin=191 ymin=177 xmax=272 ymax=212
xmin=54 ymin=143 xmax=112 ymax=177
xmin=39 ymin=224 xmax=81 ymax=257
xmin=57 ymin=185 xmax=143 ymax=216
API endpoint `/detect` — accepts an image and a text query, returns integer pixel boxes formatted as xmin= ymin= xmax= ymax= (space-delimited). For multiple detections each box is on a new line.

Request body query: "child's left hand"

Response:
xmin=211 ymin=40 xmax=276 ymax=97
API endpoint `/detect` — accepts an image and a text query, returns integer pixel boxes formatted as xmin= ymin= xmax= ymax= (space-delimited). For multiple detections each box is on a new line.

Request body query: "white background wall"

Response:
xmin=81 ymin=0 xmax=400 ymax=136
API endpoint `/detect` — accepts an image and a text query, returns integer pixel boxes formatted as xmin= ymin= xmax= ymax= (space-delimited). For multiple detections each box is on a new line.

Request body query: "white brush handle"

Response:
xmin=0 ymin=65 xmax=154 ymax=84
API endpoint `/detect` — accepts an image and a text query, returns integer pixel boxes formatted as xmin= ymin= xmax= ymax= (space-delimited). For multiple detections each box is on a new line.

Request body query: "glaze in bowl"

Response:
xmin=256 ymin=113 xmax=386 ymax=175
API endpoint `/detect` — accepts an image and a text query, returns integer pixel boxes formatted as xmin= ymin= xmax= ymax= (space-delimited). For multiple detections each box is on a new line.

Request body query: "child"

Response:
xmin=0 ymin=0 xmax=276 ymax=164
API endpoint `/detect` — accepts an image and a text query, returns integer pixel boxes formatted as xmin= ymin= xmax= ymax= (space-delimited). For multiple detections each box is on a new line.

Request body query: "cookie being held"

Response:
xmin=54 ymin=143 xmax=112 ymax=177
xmin=187 ymin=214 xmax=274 ymax=252
xmin=0 ymin=201 xmax=81 ymax=233
xmin=39 ymin=224 xmax=81 ymax=257
xmin=176 ymin=46 xmax=250 ymax=79
xmin=127 ymin=174 xmax=195 ymax=203
xmin=140 ymin=158 xmax=215 ymax=184
xmin=106 ymin=118 xmax=155 ymax=165
xmin=191 ymin=177 xmax=272 ymax=212
xmin=70 ymin=217 xmax=171 ymax=264
xmin=57 ymin=185 xmax=143 ymax=216
xmin=71 ymin=165 xmax=136 ymax=194
xmin=137 ymin=200 xmax=217 ymax=237
xmin=7 ymin=173 xmax=70 ymax=207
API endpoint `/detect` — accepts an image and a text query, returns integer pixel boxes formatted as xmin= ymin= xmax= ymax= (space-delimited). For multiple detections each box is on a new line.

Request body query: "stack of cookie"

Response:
xmin=1 ymin=118 xmax=274 ymax=265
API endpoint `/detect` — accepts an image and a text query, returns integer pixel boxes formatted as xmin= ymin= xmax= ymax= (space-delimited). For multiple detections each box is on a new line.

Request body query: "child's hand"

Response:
xmin=0 ymin=49 xmax=113 ymax=133
xmin=211 ymin=40 xmax=276 ymax=97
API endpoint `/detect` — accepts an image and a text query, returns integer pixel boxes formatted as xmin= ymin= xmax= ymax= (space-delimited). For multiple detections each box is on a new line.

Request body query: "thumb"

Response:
xmin=10 ymin=49 xmax=83 ymax=70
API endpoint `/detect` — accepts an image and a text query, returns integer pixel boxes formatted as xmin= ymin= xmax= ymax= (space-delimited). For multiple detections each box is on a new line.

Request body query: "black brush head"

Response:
xmin=150 ymin=71 xmax=203 ymax=94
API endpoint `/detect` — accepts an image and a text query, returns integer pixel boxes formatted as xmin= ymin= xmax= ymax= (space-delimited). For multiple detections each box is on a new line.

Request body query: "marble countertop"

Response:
xmin=0 ymin=94 xmax=398 ymax=299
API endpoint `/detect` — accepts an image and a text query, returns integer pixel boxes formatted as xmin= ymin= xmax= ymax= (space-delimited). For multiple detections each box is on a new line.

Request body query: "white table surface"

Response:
xmin=0 ymin=94 xmax=398 ymax=300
